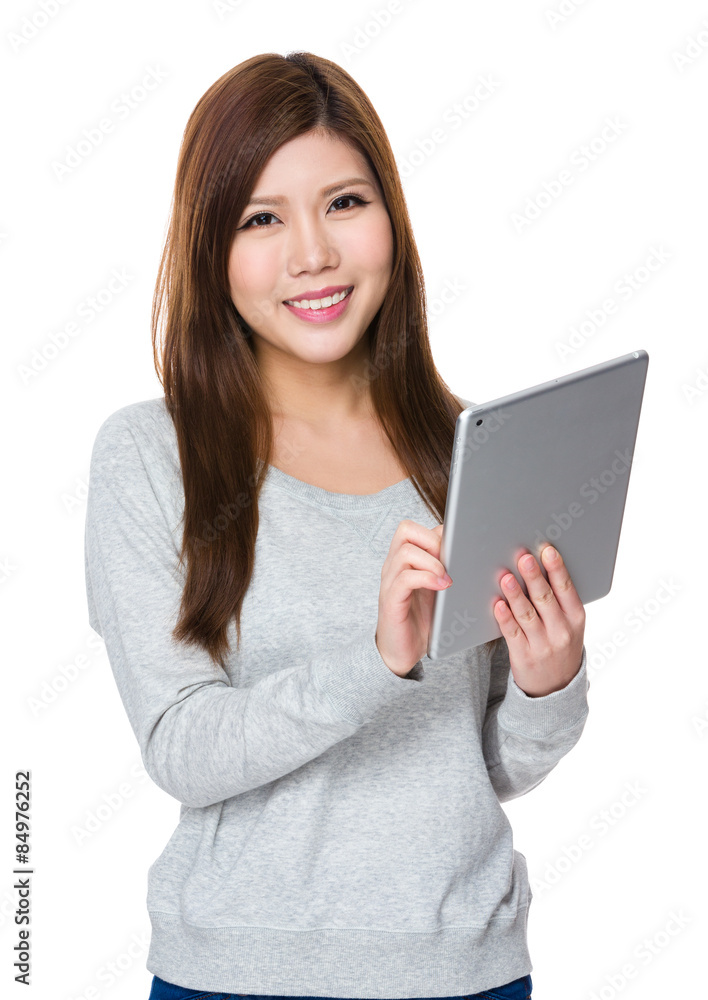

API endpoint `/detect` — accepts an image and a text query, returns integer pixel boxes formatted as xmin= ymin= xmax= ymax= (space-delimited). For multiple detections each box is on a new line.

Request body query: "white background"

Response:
xmin=2 ymin=1 xmax=707 ymax=998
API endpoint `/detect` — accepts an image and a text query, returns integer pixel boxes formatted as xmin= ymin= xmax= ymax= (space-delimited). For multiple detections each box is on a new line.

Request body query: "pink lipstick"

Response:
xmin=283 ymin=285 xmax=354 ymax=324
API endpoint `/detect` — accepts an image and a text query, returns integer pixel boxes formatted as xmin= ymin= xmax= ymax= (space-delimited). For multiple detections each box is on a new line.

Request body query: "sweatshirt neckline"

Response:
xmin=263 ymin=462 xmax=414 ymax=510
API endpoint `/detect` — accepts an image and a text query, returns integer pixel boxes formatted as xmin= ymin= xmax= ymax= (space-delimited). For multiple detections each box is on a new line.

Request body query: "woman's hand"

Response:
xmin=493 ymin=544 xmax=586 ymax=697
xmin=376 ymin=521 xmax=451 ymax=676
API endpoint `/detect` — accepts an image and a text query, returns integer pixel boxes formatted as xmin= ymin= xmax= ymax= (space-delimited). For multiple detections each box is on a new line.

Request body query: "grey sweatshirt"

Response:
xmin=83 ymin=396 xmax=590 ymax=999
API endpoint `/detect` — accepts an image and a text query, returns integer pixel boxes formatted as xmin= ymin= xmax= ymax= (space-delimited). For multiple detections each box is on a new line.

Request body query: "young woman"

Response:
xmin=84 ymin=51 xmax=589 ymax=1000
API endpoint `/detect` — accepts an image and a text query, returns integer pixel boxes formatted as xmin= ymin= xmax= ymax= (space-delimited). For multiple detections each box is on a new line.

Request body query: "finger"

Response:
xmin=516 ymin=552 xmax=564 ymax=630
xmin=493 ymin=595 xmax=529 ymax=648
xmin=397 ymin=540 xmax=450 ymax=583
xmin=498 ymin=569 xmax=545 ymax=640
xmin=539 ymin=545 xmax=585 ymax=620
xmin=393 ymin=520 xmax=445 ymax=567
xmin=385 ymin=564 xmax=453 ymax=622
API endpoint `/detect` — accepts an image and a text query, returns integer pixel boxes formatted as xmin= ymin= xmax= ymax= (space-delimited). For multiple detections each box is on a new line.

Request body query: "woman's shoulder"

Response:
xmin=92 ymin=396 xmax=169 ymax=439
xmin=89 ymin=396 xmax=177 ymax=472
xmin=95 ymin=395 xmax=167 ymax=430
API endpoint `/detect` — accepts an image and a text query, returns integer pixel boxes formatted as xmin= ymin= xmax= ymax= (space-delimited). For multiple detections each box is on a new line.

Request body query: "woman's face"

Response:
xmin=227 ymin=130 xmax=394 ymax=373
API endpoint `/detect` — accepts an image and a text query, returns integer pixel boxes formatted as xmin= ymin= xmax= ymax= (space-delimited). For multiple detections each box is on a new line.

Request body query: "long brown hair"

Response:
xmin=151 ymin=51 xmax=466 ymax=670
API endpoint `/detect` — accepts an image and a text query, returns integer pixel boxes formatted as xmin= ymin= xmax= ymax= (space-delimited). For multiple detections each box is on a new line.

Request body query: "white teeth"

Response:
xmin=286 ymin=286 xmax=352 ymax=310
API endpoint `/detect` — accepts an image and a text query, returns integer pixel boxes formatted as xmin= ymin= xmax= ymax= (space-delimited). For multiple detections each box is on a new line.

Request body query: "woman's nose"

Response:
xmin=286 ymin=216 xmax=339 ymax=272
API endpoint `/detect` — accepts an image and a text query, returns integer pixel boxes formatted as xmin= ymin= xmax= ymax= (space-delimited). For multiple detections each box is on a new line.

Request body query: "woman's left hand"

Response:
xmin=493 ymin=544 xmax=586 ymax=698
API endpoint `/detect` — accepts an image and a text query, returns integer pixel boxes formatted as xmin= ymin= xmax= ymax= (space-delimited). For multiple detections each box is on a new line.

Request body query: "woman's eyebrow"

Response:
xmin=246 ymin=177 xmax=375 ymax=208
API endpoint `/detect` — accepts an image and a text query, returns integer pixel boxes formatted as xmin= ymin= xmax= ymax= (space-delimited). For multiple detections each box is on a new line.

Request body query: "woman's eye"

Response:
xmin=244 ymin=212 xmax=276 ymax=229
xmin=241 ymin=194 xmax=368 ymax=230
xmin=330 ymin=194 xmax=366 ymax=212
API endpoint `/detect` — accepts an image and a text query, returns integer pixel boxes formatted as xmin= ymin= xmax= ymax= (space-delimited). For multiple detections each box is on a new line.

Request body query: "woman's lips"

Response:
xmin=283 ymin=286 xmax=354 ymax=324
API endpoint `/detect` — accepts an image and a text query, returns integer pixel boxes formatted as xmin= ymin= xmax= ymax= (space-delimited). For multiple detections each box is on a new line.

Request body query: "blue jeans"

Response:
xmin=147 ymin=974 xmax=533 ymax=1000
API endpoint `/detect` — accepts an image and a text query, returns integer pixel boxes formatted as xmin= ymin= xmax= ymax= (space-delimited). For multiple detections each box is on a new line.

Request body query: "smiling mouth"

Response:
xmin=283 ymin=286 xmax=354 ymax=310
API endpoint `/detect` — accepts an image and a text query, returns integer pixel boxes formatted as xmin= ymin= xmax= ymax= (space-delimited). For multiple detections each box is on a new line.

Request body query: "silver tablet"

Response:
xmin=427 ymin=349 xmax=650 ymax=660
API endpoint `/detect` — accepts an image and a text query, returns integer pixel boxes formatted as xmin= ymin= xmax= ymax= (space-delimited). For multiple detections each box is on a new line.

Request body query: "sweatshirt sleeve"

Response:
xmin=84 ymin=410 xmax=424 ymax=810
xmin=481 ymin=635 xmax=590 ymax=803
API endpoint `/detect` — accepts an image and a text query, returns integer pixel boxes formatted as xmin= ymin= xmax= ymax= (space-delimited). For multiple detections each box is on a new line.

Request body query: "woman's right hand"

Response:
xmin=375 ymin=521 xmax=453 ymax=676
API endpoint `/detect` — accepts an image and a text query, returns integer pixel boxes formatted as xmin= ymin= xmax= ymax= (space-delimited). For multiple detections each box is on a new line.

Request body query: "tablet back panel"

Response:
xmin=427 ymin=350 xmax=649 ymax=660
